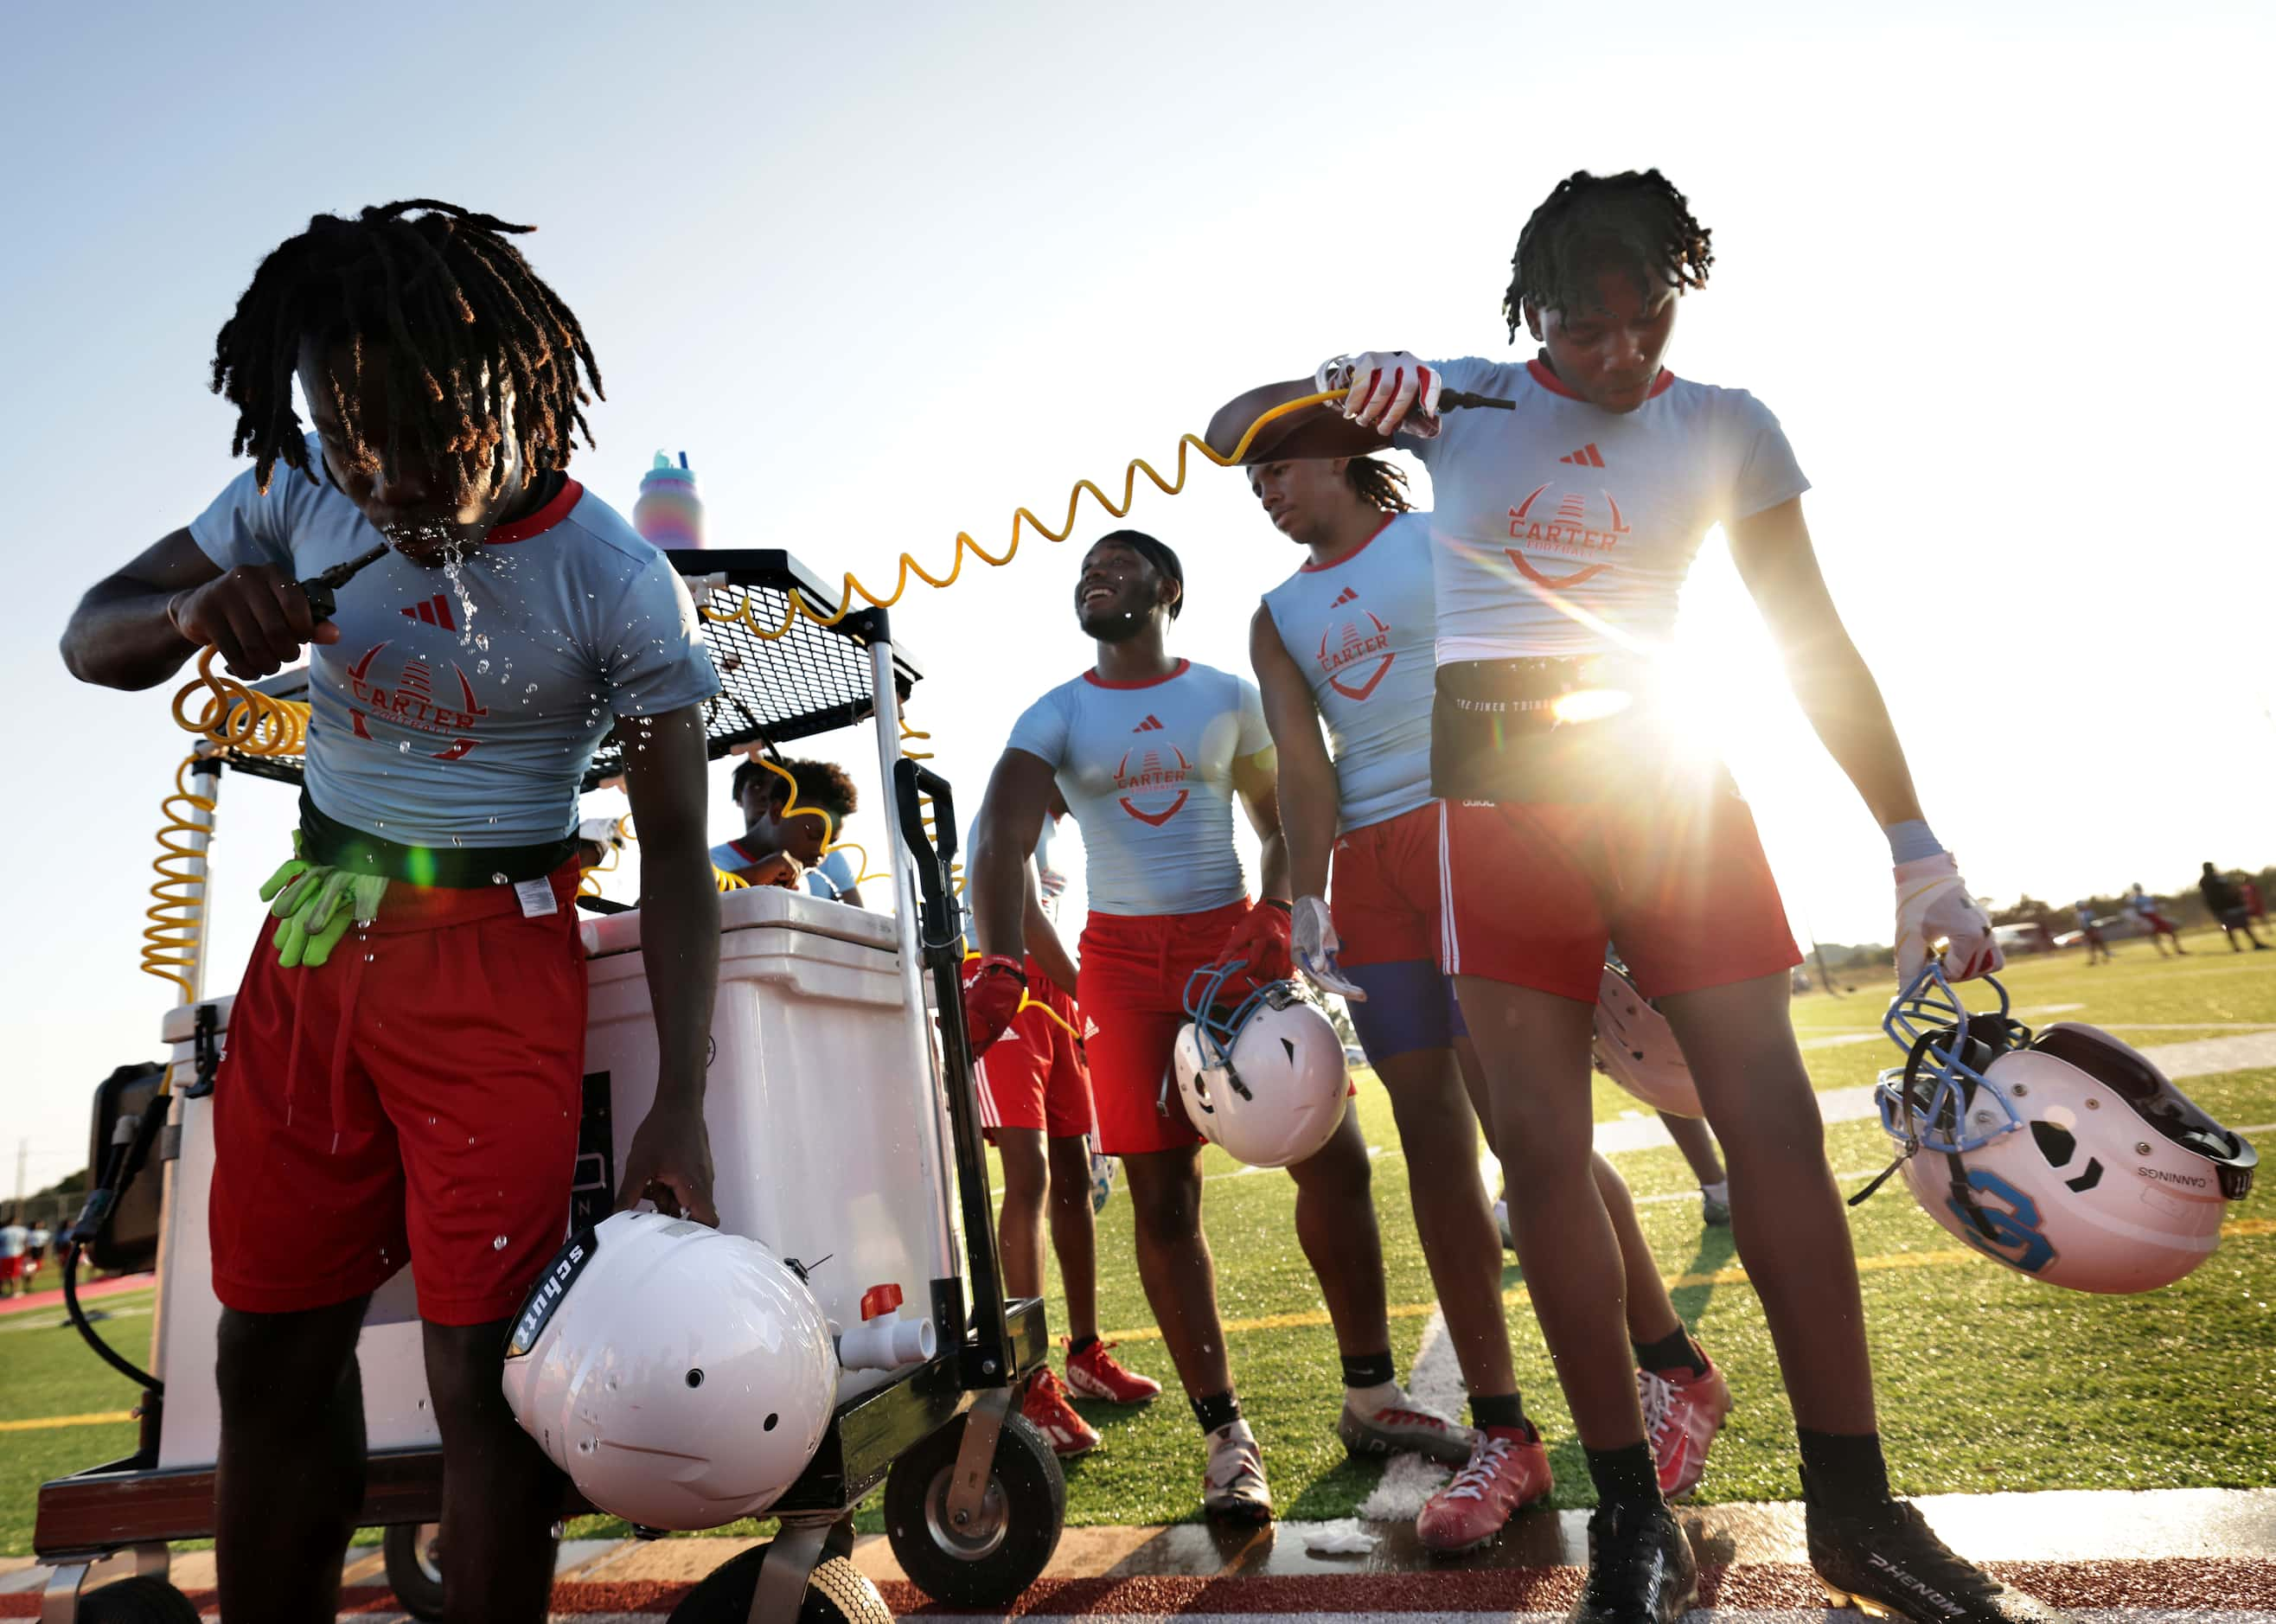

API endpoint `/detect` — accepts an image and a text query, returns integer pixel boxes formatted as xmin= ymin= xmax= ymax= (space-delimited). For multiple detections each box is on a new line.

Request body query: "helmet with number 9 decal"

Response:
xmin=1173 ymin=961 xmax=1349 ymax=1168
xmin=1591 ymin=961 xmax=1704 ymax=1118
xmin=1867 ymin=965 xmax=2256 ymax=1294
xmin=501 ymin=1212 xmax=839 ymax=1529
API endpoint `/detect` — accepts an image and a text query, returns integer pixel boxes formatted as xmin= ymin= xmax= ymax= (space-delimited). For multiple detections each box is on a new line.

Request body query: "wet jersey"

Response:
xmin=191 ymin=438 xmax=720 ymax=846
xmin=1407 ymin=358 xmax=1809 ymax=662
xmin=1260 ymin=513 xmax=1435 ymax=833
xmin=1007 ymin=661 xmax=1271 ymax=917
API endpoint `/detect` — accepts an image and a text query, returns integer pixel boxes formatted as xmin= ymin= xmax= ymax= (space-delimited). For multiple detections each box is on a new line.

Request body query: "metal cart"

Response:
xmin=35 ymin=551 xmax=1064 ymax=1623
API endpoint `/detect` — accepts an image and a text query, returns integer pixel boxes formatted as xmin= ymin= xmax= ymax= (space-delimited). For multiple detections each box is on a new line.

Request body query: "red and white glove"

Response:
xmin=1218 ymin=899 xmax=1295 ymax=987
xmin=960 ymin=955 xmax=1028 ymax=1056
xmin=1315 ymin=351 xmax=1442 ymax=438
xmin=1291 ymin=895 xmax=1365 ymax=1001
xmin=1894 ymin=853 xmax=2003 ymax=987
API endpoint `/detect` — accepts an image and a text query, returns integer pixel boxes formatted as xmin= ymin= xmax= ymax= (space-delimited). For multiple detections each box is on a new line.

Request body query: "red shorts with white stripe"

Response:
xmin=1329 ymin=802 xmax=1444 ymax=969
xmin=1439 ymin=783 xmax=1799 ymax=1003
xmin=965 ymin=956 xmax=1096 ymax=1141
xmin=1076 ymin=899 xmax=1251 ymax=1157
xmin=208 ymin=863 xmax=587 ymax=1327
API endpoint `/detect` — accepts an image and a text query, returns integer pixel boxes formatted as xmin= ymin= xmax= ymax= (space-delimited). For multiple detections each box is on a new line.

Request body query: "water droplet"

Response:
xmin=493 ymin=1234 xmax=509 ymax=1250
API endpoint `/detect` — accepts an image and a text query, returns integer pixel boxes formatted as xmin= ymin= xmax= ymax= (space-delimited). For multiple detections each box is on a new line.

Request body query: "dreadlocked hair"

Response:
xmin=1502 ymin=169 xmax=1712 ymax=343
xmin=211 ymin=199 xmax=604 ymax=498
xmin=1343 ymin=456 xmax=1413 ymax=514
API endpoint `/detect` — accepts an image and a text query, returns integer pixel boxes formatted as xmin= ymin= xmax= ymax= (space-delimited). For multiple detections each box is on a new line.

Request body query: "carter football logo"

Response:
xmin=1318 ymin=611 xmax=1395 ymax=702
xmin=346 ymin=643 xmax=489 ymax=761
xmin=1114 ymin=745 xmax=1192 ymax=827
xmin=1504 ymin=481 xmax=1632 ymax=589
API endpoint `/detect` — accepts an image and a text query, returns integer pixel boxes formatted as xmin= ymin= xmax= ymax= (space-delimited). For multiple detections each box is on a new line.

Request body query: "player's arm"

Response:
xmin=614 ymin=704 xmax=722 ymax=1226
xmin=964 ymin=748 xmax=1058 ymax=1051
xmin=1207 ymin=353 xmax=1442 ymax=464
xmin=1231 ymin=746 xmax=1289 ymax=905
xmin=1729 ymin=496 xmax=1998 ymax=981
xmin=1725 ymin=496 xmax=1922 ymax=827
xmin=1022 ymin=860 xmax=1079 ymax=997
xmin=61 ymin=527 xmax=336 ymax=690
xmin=1249 ymin=606 xmax=1337 ymax=900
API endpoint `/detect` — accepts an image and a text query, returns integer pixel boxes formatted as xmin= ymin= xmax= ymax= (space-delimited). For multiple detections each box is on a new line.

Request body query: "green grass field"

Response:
xmin=5 ymin=933 xmax=2272 ymax=1557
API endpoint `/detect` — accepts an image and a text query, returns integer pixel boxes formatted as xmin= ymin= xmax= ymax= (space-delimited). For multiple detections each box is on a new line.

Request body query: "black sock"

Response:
xmin=1797 ymin=1427 xmax=1892 ymax=1512
xmin=1190 ymin=1389 xmax=1242 ymax=1435
xmin=1066 ymin=1334 xmax=1100 ymax=1361
xmin=1633 ymin=1327 xmax=1709 ymax=1378
xmin=1339 ymin=1349 xmax=1396 ymax=1389
xmin=1585 ymin=1442 xmax=1663 ymax=1510
xmin=1470 ymin=1392 xmax=1531 ymax=1433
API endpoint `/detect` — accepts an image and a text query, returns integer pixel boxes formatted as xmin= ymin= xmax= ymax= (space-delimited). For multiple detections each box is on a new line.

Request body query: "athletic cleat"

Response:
xmin=1570 ymin=1499 xmax=1697 ymax=1623
xmin=1809 ymin=1497 xmax=2075 ymax=1621
xmin=1700 ymin=1187 xmax=1732 ymax=1226
xmin=1020 ymin=1367 xmax=1099 ymax=1457
xmin=1064 ymin=1337 xmax=1161 ymax=1403
xmin=1202 ymin=1421 xmax=1274 ymax=1524
xmin=1637 ymin=1355 xmax=1733 ymax=1499
xmin=1337 ymin=1387 xmax=1474 ymax=1466
xmin=1416 ymin=1423 xmax=1553 ymax=1553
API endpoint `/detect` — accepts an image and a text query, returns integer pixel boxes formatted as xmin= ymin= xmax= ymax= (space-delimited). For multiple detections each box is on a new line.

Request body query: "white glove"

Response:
xmin=1291 ymin=895 xmax=1366 ymax=1001
xmin=1314 ymin=351 xmax=1442 ymax=438
xmin=1893 ymin=852 xmax=2003 ymax=987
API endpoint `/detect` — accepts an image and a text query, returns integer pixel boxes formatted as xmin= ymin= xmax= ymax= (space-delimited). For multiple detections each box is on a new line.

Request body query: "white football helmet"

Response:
xmin=1867 ymin=966 xmax=2256 ymax=1294
xmin=501 ymin=1211 xmax=838 ymax=1530
xmin=1173 ymin=962 xmax=1349 ymax=1168
xmin=1591 ymin=962 xmax=1704 ymax=1118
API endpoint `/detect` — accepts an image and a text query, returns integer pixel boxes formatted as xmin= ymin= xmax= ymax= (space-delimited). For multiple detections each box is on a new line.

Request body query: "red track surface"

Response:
xmin=6 ymin=1557 xmax=2268 ymax=1618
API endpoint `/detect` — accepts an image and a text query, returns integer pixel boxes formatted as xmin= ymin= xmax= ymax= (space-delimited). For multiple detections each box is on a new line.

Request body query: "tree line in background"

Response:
xmin=1989 ymin=863 xmax=2276 ymax=934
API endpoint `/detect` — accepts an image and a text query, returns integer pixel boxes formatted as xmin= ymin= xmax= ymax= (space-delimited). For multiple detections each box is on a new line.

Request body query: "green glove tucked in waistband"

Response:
xmin=259 ymin=834 xmax=390 ymax=969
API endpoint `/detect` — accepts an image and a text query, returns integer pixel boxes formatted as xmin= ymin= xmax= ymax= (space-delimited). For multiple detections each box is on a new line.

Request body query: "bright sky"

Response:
xmin=1 ymin=1 xmax=2269 ymax=1193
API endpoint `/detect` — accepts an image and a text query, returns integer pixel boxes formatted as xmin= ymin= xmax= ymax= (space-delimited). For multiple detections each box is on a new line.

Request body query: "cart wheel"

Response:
xmin=883 ymin=1408 xmax=1065 ymax=1608
xmin=75 ymin=1576 xmax=200 ymax=1624
xmin=382 ymin=1522 xmax=446 ymax=1621
xmin=667 ymin=1544 xmax=888 ymax=1623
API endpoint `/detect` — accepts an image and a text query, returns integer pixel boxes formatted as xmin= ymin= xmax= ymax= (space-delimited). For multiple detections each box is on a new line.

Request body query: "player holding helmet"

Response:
xmin=1247 ymin=451 xmax=1729 ymax=1550
xmin=965 ymin=531 xmax=1467 ymax=1522
xmin=1214 ymin=169 xmax=2055 ymax=1623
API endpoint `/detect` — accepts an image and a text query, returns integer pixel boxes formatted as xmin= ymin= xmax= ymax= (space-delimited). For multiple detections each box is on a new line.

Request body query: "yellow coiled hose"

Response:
xmin=141 ymin=756 xmax=219 ymax=1001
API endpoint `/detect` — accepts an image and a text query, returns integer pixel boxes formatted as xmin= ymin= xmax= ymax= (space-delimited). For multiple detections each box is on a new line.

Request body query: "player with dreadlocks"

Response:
xmin=1244 ymin=450 xmax=1731 ymax=1552
xmin=1212 ymin=170 xmax=2052 ymax=1622
xmin=61 ymin=201 xmax=723 ymax=1624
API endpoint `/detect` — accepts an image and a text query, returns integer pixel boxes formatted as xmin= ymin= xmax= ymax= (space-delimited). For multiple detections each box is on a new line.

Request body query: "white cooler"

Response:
xmin=150 ymin=882 xmax=960 ymax=1469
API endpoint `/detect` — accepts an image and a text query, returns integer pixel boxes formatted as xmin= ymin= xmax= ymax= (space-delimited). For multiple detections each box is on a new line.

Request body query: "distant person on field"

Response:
xmin=2246 ymin=877 xmax=2268 ymax=924
xmin=716 ymin=757 xmax=865 ymax=906
xmin=2075 ymin=899 xmax=2113 ymax=966
xmin=2199 ymin=863 xmax=2270 ymax=952
xmin=0 ymin=1212 xmax=26 ymax=1298
xmin=24 ymin=1221 xmax=51 ymax=1288
xmin=2128 ymin=884 xmax=2186 ymax=957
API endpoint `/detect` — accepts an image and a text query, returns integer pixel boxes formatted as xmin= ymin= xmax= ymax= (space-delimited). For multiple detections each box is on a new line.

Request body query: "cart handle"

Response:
xmin=892 ymin=759 xmax=959 ymax=924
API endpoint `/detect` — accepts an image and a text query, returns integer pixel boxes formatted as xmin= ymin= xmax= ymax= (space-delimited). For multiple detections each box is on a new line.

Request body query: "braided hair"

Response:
xmin=1502 ymin=169 xmax=1713 ymax=343
xmin=211 ymin=200 xmax=603 ymax=499
xmin=1343 ymin=456 xmax=1413 ymax=514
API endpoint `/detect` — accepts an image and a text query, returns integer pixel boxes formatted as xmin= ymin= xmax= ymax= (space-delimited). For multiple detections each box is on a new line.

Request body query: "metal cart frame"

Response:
xmin=35 ymin=550 xmax=1056 ymax=1622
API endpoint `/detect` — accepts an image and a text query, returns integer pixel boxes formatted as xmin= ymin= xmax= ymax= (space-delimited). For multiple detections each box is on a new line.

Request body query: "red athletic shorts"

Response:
xmin=1076 ymin=899 xmax=1251 ymax=1157
xmin=209 ymin=862 xmax=587 ymax=1326
xmin=1439 ymin=784 xmax=1800 ymax=1003
xmin=966 ymin=956 xmax=1096 ymax=1141
xmin=1330 ymin=802 xmax=1444 ymax=969
xmin=0 ymin=1257 xmax=17 ymax=1285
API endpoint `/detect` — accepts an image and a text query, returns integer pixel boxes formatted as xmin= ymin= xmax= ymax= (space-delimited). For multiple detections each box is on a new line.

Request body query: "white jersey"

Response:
xmin=1259 ymin=513 xmax=1436 ymax=833
xmin=1408 ymin=357 xmax=1809 ymax=662
xmin=192 ymin=438 xmax=720 ymax=846
xmin=0 ymin=1225 xmax=24 ymax=1259
xmin=1007 ymin=661 xmax=1271 ymax=917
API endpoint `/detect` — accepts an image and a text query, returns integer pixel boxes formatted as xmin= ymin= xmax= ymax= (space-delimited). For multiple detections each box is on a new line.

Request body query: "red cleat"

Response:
xmin=1416 ymin=1423 xmax=1554 ymax=1553
xmin=1638 ymin=1354 xmax=1733 ymax=1500
xmin=1021 ymin=1366 xmax=1100 ymax=1456
xmin=1064 ymin=1337 xmax=1162 ymax=1403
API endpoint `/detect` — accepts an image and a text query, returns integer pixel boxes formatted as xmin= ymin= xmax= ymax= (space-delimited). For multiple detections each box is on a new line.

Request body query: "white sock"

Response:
xmin=1702 ymin=1180 xmax=1729 ymax=1204
xmin=1346 ymin=1378 xmax=1402 ymax=1416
